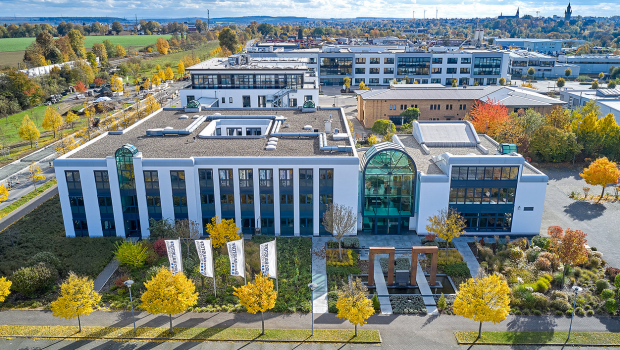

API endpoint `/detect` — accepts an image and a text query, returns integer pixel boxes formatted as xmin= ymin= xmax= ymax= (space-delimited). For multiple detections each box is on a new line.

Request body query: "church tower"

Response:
xmin=516 ymin=7 xmax=520 ymax=18
xmin=565 ymin=3 xmax=572 ymax=21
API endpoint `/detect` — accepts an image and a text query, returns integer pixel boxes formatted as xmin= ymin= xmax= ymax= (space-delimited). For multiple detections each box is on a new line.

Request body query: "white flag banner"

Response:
xmin=227 ymin=239 xmax=245 ymax=278
xmin=195 ymin=240 xmax=214 ymax=278
xmin=260 ymin=240 xmax=277 ymax=279
xmin=165 ymin=239 xmax=183 ymax=275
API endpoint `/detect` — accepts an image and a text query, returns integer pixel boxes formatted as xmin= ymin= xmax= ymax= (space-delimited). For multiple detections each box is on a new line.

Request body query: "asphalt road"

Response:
xmin=0 ymin=160 xmax=56 ymax=211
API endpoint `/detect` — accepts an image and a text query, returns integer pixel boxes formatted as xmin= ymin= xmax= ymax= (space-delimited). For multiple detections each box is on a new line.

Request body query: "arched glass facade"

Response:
xmin=115 ymin=144 xmax=141 ymax=238
xmin=361 ymin=142 xmax=417 ymax=235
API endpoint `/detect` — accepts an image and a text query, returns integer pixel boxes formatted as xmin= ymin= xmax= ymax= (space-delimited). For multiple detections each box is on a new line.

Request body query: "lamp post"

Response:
xmin=124 ymin=280 xmax=137 ymax=335
xmin=567 ymin=285 xmax=583 ymax=343
xmin=572 ymin=122 xmax=581 ymax=165
xmin=308 ymin=283 xmax=318 ymax=336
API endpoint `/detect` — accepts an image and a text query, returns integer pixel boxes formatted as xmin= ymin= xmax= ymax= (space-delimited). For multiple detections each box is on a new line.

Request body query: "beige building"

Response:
xmin=356 ymin=85 xmax=566 ymax=128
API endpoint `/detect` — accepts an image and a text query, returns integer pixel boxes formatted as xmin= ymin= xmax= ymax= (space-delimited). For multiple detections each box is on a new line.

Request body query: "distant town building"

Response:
xmin=557 ymin=55 xmax=620 ymax=75
xmin=498 ymin=8 xmax=519 ymax=19
xmin=565 ymin=2 xmax=572 ymax=21
xmin=493 ymin=38 xmax=562 ymax=55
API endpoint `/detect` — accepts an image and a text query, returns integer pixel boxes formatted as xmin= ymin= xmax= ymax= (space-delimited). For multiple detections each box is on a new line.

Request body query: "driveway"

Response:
xmin=538 ymin=165 xmax=620 ymax=268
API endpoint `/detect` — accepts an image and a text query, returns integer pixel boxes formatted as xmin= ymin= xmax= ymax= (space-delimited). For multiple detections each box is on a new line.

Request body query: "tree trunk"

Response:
xmin=598 ymin=186 xmax=606 ymax=202
xmin=355 ymin=324 xmax=357 ymax=337
xmin=561 ymin=266 xmax=566 ymax=288
xmin=169 ymin=314 xmax=173 ymax=335
xmin=261 ymin=311 xmax=265 ymax=335
xmin=478 ymin=321 xmax=482 ymax=339
xmin=338 ymin=238 xmax=342 ymax=261
xmin=78 ymin=314 xmax=81 ymax=333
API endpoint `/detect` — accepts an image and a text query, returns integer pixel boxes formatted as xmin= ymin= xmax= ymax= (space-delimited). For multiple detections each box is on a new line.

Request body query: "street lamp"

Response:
xmin=124 ymin=279 xmax=137 ymax=335
xmin=572 ymin=121 xmax=582 ymax=165
xmin=567 ymin=285 xmax=583 ymax=343
xmin=308 ymin=283 xmax=318 ymax=336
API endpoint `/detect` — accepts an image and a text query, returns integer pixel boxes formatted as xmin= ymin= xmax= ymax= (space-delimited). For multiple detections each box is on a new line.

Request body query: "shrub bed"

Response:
xmin=389 ymin=295 xmax=427 ymax=314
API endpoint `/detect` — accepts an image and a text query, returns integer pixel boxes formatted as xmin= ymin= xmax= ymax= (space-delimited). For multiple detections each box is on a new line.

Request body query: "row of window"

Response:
xmin=451 ymin=166 xmax=520 ymax=181
xmin=355 ymin=67 xmax=394 ymax=74
xmin=355 ymin=57 xmax=395 ymax=64
xmin=191 ymin=74 xmax=303 ymax=90
xmin=462 ymin=212 xmax=512 ymax=232
xmin=449 ymin=188 xmax=516 ymax=205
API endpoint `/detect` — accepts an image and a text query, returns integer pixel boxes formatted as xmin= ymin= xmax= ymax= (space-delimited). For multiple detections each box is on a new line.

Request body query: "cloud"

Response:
xmin=1 ymin=0 xmax=618 ymax=18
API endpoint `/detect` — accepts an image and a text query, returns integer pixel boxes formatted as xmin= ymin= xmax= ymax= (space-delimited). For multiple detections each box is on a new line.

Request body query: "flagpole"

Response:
xmin=211 ymin=240 xmax=217 ymax=298
xmin=243 ymin=237 xmax=247 ymax=285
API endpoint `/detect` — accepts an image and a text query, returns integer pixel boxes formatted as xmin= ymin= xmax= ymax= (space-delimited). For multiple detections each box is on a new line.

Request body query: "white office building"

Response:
xmin=54 ymin=107 xmax=547 ymax=238
xmin=249 ymin=45 xmax=511 ymax=87
xmin=493 ymin=38 xmax=563 ymax=55
xmin=179 ymin=55 xmax=319 ymax=109
xmin=508 ymin=51 xmax=580 ymax=78
xmin=557 ymin=55 xmax=620 ymax=75
xmin=560 ymin=88 xmax=620 ymax=124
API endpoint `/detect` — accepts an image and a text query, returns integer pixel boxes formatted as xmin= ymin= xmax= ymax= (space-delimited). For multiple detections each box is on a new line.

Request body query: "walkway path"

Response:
xmin=453 ymin=237 xmax=480 ymax=278
xmin=416 ymin=262 xmax=438 ymax=315
xmin=311 ymin=237 xmax=329 ymax=314
xmin=373 ymin=257 xmax=392 ymax=314
xmin=93 ymin=259 xmax=120 ymax=292
xmin=0 ymin=186 xmax=58 ymax=232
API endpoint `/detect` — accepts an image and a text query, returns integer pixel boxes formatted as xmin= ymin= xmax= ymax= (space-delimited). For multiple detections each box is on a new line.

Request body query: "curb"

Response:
xmin=0 ymin=334 xmax=382 ymax=344
xmin=455 ymin=341 xmax=620 ymax=347
xmin=0 ymin=185 xmax=58 ymax=231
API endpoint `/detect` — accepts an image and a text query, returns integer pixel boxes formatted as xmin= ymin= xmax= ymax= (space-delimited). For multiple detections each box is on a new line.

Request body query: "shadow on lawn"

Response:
xmin=505 ymin=316 xmax=558 ymax=350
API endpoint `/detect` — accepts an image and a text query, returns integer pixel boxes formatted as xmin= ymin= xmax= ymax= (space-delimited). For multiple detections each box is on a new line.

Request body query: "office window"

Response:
xmin=432 ymin=57 xmax=443 ymax=64
xmin=447 ymin=68 xmax=457 ymax=74
xmin=69 ymin=196 xmax=85 ymax=214
xmin=186 ymin=95 xmax=195 ymax=104
xmin=290 ymin=98 xmax=297 ymax=107
xmin=474 ymin=57 xmax=502 ymax=75
xmin=369 ymin=68 xmax=380 ymax=74
xmin=355 ymin=68 xmax=366 ymax=74
xmin=98 ymin=196 xmax=113 ymax=214
xmin=227 ymin=128 xmax=242 ymax=136
xmin=94 ymin=171 xmax=110 ymax=191
xmin=279 ymin=169 xmax=293 ymax=187
xmin=258 ymin=95 xmax=266 ymax=107
xmin=299 ymin=169 xmax=313 ymax=187
xmin=221 ymin=97 xmax=225 ymax=104
xmin=370 ymin=58 xmax=380 ymax=64
xmin=355 ymin=57 xmax=366 ymax=64
xmin=384 ymin=78 xmax=392 ymax=84
xmin=460 ymin=67 xmax=471 ymax=74
xmin=101 ymin=220 xmax=116 ymax=237
xmin=173 ymin=196 xmax=188 ymax=215
xmin=260 ymin=193 xmax=274 ymax=204
xmin=170 ymin=171 xmax=186 ymax=190
xmin=319 ymin=169 xmax=333 ymax=187
xmin=305 ymin=95 xmax=312 ymax=102
xmin=143 ymin=170 xmax=159 ymax=190
xmin=201 ymin=194 xmax=214 ymax=204
xmin=524 ymin=207 xmax=534 ymax=211
xmin=369 ymin=78 xmax=379 ymax=84
xmin=384 ymin=68 xmax=394 ymax=74
xmin=431 ymin=67 xmax=442 ymax=74
xmin=65 ymin=171 xmax=82 ymax=191
xmin=431 ymin=78 xmax=441 ymax=84
xmin=259 ymin=169 xmax=273 ymax=187
xmin=384 ymin=57 xmax=394 ymax=64
xmin=241 ymin=194 xmax=254 ymax=204
xmin=242 ymin=95 xmax=251 ymax=108
xmin=246 ymin=127 xmax=261 ymax=136
xmin=239 ymin=169 xmax=253 ymax=188
xmin=461 ymin=57 xmax=471 ymax=64
xmin=229 ymin=97 xmax=233 ymax=103
xmin=355 ymin=78 xmax=364 ymax=84
xmin=447 ymin=58 xmax=458 ymax=64
xmin=219 ymin=169 xmax=233 ymax=187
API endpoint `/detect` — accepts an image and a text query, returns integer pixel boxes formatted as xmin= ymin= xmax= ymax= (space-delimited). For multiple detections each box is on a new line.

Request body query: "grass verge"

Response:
xmin=455 ymin=331 xmax=620 ymax=345
xmin=0 ymin=325 xmax=381 ymax=343
xmin=0 ymin=178 xmax=57 ymax=219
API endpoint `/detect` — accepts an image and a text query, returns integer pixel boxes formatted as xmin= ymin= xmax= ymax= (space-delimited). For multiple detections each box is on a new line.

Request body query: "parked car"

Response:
xmin=76 ymin=94 xmax=85 ymax=99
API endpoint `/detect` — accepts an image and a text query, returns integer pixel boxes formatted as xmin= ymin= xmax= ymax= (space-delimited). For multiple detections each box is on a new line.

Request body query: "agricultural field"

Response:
xmin=0 ymin=35 xmax=172 ymax=53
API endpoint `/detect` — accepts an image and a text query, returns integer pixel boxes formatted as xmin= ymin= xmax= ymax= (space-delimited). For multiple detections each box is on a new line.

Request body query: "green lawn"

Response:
xmin=0 ymin=195 xmax=121 ymax=278
xmin=455 ymin=331 xmax=620 ymax=345
xmin=0 ymin=325 xmax=381 ymax=343
xmin=0 ymin=35 xmax=172 ymax=53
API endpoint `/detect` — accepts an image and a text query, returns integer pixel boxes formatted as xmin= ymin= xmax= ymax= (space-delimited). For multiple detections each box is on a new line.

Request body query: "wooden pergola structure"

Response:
xmin=367 ymin=247 xmax=395 ymax=286
xmin=410 ymin=246 xmax=439 ymax=286
xmin=367 ymin=246 xmax=439 ymax=287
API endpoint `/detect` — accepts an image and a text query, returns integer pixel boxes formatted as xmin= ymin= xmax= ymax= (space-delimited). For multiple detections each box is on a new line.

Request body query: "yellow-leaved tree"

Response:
xmin=177 ymin=61 xmax=185 ymax=75
xmin=143 ymin=95 xmax=161 ymax=115
xmin=158 ymin=70 xmax=166 ymax=82
xmin=0 ymin=277 xmax=11 ymax=302
xmin=359 ymin=81 xmax=368 ymax=90
xmin=116 ymin=44 xmax=126 ymax=57
xmin=233 ymin=274 xmax=277 ymax=335
xmin=425 ymin=208 xmax=466 ymax=257
xmin=155 ymin=64 xmax=161 ymax=71
xmin=142 ymin=78 xmax=151 ymax=90
xmin=51 ymin=273 xmax=101 ymax=332
xmin=580 ymin=157 xmax=620 ymax=202
xmin=55 ymin=136 xmax=79 ymax=155
xmin=336 ymin=277 xmax=374 ymax=336
xmin=152 ymin=75 xmax=161 ymax=87
xmin=206 ymin=216 xmax=240 ymax=248
xmin=0 ymin=184 xmax=8 ymax=202
xmin=42 ymin=106 xmax=64 ymax=138
xmin=453 ymin=274 xmax=510 ymax=339
xmin=18 ymin=115 xmax=40 ymax=148
xmin=65 ymin=111 xmax=80 ymax=129
xmin=110 ymin=75 xmax=123 ymax=92
xmin=156 ymin=37 xmax=169 ymax=55
xmin=140 ymin=267 xmax=198 ymax=334
xmin=28 ymin=162 xmax=45 ymax=190
xmin=165 ymin=66 xmax=174 ymax=80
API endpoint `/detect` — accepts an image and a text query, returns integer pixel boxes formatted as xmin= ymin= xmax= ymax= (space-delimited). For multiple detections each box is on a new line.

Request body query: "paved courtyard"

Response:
xmin=539 ymin=165 xmax=620 ymax=268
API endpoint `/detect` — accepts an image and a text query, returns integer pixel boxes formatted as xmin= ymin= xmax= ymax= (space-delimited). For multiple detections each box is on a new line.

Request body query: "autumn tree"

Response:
xmin=110 ymin=75 xmax=123 ymax=92
xmin=323 ymin=203 xmax=356 ymax=260
xmin=140 ymin=267 xmax=198 ymax=334
xmin=158 ymin=70 xmax=166 ymax=82
xmin=371 ymin=119 xmax=396 ymax=136
xmin=156 ymin=37 xmax=170 ymax=55
xmin=549 ymin=227 xmax=589 ymax=287
xmin=545 ymin=105 xmax=571 ymax=130
xmin=400 ymin=107 xmax=420 ymax=124
xmin=0 ymin=277 xmax=11 ymax=302
xmin=51 ymin=273 xmax=101 ymax=332
xmin=28 ymin=162 xmax=45 ymax=190
xmin=177 ymin=61 xmax=185 ymax=75
xmin=67 ymin=29 xmax=86 ymax=58
xmin=92 ymin=43 xmax=108 ymax=64
xmin=426 ymin=208 xmax=466 ymax=257
xmin=0 ymin=184 xmax=8 ymax=202
xmin=165 ymin=66 xmax=174 ymax=80
xmin=343 ymin=77 xmax=351 ymax=90
xmin=206 ymin=216 xmax=240 ymax=249
xmin=233 ymin=274 xmax=277 ymax=335
xmin=452 ymin=79 xmax=457 ymax=87
xmin=42 ymin=106 xmax=63 ymax=138
xmin=75 ymin=81 xmax=87 ymax=93
xmin=218 ymin=28 xmax=239 ymax=53
xmin=55 ymin=136 xmax=79 ymax=155
xmin=359 ymin=81 xmax=368 ymax=90
xmin=336 ymin=277 xmax=374 ymax=336
xmin=527 ymin=67 xmax=535 ymax=77
xmin=142 ymin=78 xmax=151 ymax=90
xmin=557 ymin=77 xmax=565 ymax=88
xmin=115 ymin=44 xmax=126 ymax=57
xmin=111 ymin=21 xmax=123 ymax=35
xmin=18 ymin=115 xmax=40 ymax=148
xmin=565 ymin=68 xmax=572 ymax=77
xmin=499 ymin=77 xmax=506 ymax=86
xmin=592 ymin=80 xmax=599 ymax=89
xmin=453 ymin=274 xmax=510 ymax=338
xmin=580 ymin=157 xmax=620 ymax=202
xmin=467 ymin=99 xmax=510 ymax=136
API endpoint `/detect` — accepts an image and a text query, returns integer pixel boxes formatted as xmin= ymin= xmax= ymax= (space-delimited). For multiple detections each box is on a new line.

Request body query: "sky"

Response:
xmin=1 ymin=0 xmax=619 ymax=20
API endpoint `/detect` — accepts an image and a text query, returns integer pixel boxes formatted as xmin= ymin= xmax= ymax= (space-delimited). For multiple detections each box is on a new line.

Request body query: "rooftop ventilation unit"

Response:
xmin=498 ymin=143 xmax=518 ymax=154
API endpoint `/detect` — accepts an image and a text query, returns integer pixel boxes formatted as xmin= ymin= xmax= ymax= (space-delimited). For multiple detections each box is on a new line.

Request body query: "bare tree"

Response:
xmin=322 ymin=203 xmax=356 ymax=260
xmin=175 ymin=219 xmax=201 ymax=255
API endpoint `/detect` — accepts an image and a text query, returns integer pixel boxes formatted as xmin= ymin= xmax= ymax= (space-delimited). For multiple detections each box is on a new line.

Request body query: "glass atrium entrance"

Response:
xmin=361 ymin=143 xmax=417 ymax=235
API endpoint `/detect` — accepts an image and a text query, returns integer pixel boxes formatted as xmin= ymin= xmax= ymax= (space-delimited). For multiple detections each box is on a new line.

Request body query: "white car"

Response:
xmin=76 ymin=94 xmax=85 ymax=99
